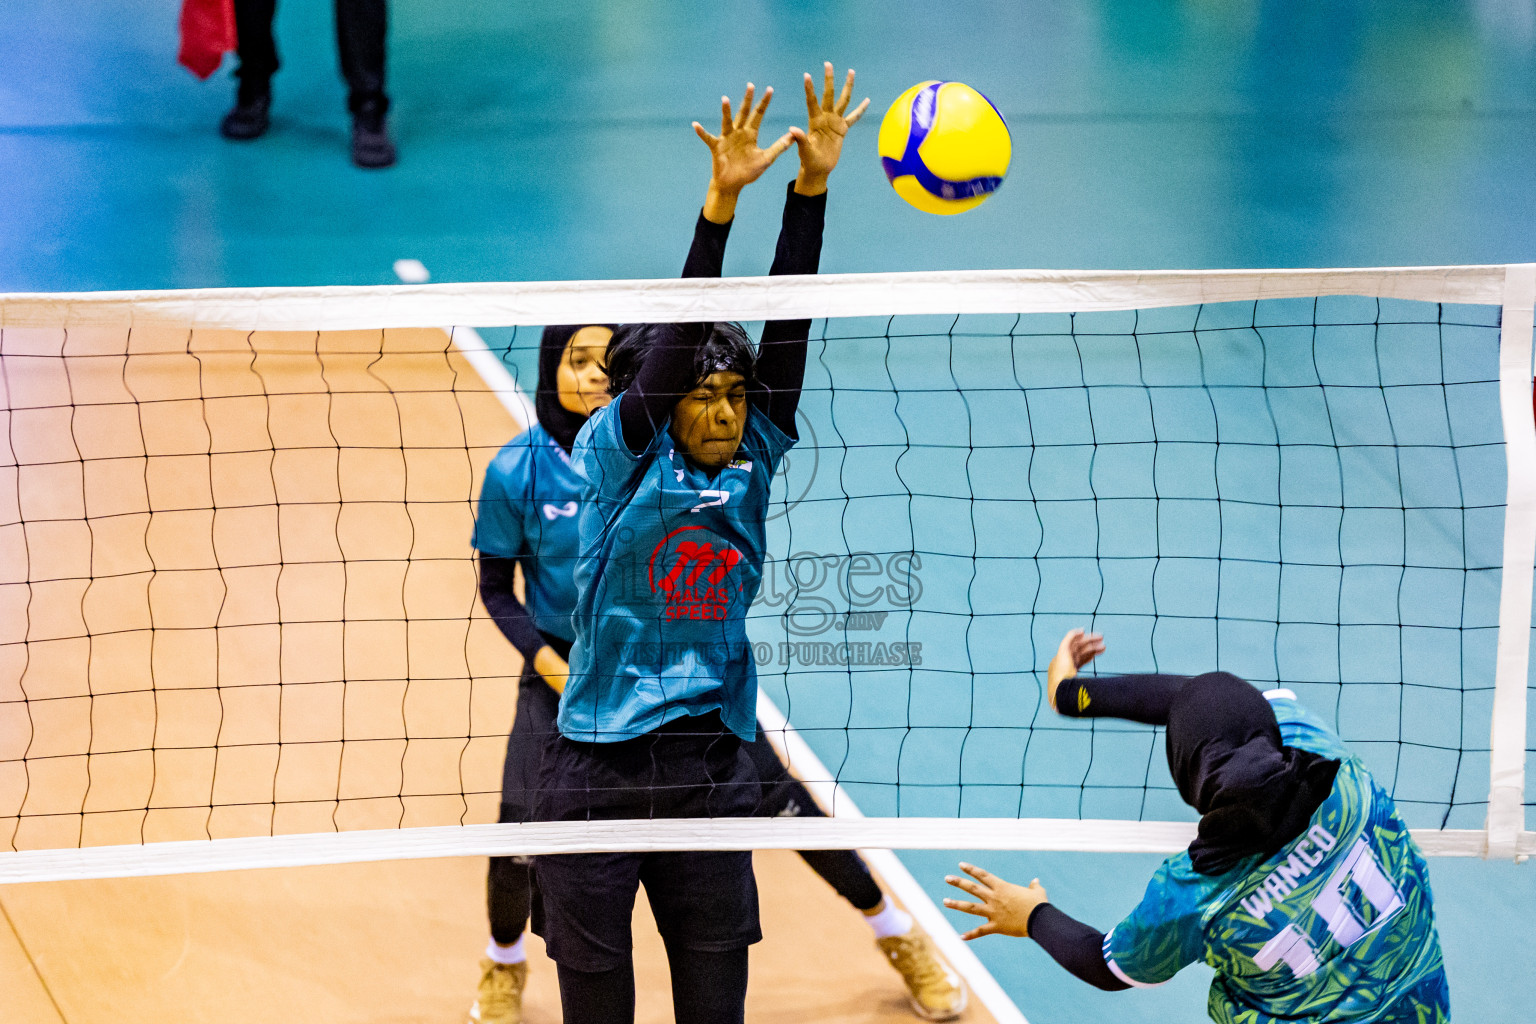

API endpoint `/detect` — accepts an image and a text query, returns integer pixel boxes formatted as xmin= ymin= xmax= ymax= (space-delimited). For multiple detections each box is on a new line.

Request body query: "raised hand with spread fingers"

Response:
xmin=694 ymin=83 xmax=795 ymax=223
xmin=789 ymin=61 xmax=871 ymax=196
xmin=943 ymin=863 xmax=1050 ymax=941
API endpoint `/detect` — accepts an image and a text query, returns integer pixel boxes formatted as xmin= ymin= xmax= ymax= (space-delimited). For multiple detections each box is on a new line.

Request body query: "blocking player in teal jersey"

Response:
xmin=943 ymin=629 xmax=1449 ymax=1024
xmin=468 ymin=67 xmax=964 ymax=1024
xmin=528 ymin=66 xmax=889 ymax=1024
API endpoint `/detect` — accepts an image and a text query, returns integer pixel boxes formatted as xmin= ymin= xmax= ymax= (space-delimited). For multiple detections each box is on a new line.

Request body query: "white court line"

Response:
xmin=755 ymin=692 xmax=1029 ymax=1024
xmin=414 ymin=265 xmax=1028 ymax=1024
xmin=444 ymin=324 xmax=538 ymax=430
xmin=395 ymin=252 xmax=537 ymax=429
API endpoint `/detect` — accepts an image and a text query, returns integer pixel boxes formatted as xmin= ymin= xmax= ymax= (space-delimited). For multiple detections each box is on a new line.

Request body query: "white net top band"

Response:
xmin=0 ymin=264 xmax=1523 ymax=331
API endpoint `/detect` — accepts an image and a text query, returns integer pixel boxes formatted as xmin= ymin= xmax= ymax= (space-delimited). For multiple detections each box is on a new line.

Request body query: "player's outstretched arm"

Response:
xmin=684 ymin=80 xmax=801 ymax=288
xmin=945 ymin=863 xmax=1130 ymax=992
xmin=684 ymin=83 xmax=784 ymax=280
xmin=1047 ymin=629 xmax=1193 ymax=725
xmin=1046 ymin=628 xmax=1104 ymax=712
xmin=623 ymin=82 xmax=791 ymax=453
xmin=753 ymin=62 xmax=869 ymax=436
xmin=618 ymin=83 xmax=784 ymax=456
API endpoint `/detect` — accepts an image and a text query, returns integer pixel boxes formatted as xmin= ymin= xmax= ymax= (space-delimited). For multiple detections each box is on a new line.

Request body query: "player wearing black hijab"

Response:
xmin=468 ymin=73 xmax=962 ymax=1022
xmin=943 ymin=629 xmax=1448 ymax=1023
xmin=523 ymin=67 xmax=965 ymax=1024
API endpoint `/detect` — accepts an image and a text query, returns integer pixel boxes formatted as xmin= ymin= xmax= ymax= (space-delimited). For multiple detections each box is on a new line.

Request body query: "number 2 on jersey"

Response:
xmin=689 ymin=490 xmax=729 ymax=514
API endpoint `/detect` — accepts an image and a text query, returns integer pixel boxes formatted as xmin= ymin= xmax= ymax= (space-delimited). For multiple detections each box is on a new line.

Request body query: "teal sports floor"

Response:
xmin=4 ymin=1 xmax=1535 ymax=1020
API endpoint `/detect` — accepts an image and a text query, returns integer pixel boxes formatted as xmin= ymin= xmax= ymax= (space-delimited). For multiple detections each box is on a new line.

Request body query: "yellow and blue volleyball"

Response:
xmin=878 ymin=81 xmax=1010 ymax=215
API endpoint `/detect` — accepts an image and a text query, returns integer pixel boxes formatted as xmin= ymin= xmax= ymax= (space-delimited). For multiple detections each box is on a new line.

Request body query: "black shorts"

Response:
xmin=498 ymin=655 xmax=564 ymax=825
xmin=531 ymin=711 xmax=762 ymax=971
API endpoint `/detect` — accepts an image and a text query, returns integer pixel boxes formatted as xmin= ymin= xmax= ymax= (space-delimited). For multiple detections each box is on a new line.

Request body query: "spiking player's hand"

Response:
xmin=790 ymin=62 xmax=870 ymax=196
xmin=695 ymin=83 xmax=794 ymax=222
xmin=1048 ymin=628 xmax=1105 ymax=712
xmin=944 ymin=863 xmax=1049 ymax=940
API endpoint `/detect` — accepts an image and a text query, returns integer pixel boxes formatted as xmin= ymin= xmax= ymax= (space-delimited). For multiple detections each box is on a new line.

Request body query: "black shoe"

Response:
xmin=220 ymin=89 xmax=270 ymax=141
xmin=351 ymin=104 xmax=396 ymax=169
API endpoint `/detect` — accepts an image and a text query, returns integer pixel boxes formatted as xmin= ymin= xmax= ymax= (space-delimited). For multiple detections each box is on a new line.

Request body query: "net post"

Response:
xmin=1489 ymin=263 xmax=1536 ymax=861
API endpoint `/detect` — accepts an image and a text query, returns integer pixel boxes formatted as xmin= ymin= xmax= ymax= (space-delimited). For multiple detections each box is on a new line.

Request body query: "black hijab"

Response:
xmin=535 ymin=324 xmax=614 ymax=452
xmin=1166 ymin=673 xmax=1340 ymax=876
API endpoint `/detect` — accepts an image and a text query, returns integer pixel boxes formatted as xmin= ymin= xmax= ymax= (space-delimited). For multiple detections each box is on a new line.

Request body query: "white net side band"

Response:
xmin=1490 ymin=264 xmax=1536 ymax=859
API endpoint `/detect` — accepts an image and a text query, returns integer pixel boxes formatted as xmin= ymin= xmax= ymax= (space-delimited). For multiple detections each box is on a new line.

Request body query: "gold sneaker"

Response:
xmin=877 ymin=928 xmax=968 ymax=1021
xmin=469 ymin=958 xmax=527 ymax=1024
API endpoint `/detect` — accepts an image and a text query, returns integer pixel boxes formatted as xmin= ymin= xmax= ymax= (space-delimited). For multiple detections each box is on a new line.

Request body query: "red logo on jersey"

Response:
xmin=648 ymin=526 xmax=741 ymax=620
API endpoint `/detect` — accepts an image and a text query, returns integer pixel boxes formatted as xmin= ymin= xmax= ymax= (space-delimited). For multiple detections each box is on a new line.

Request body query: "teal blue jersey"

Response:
xmin=471 ymin=424 xmax=583 ymax=642
xmin=1105 ymin=690 xmax=1444 ymax=1024
xmin=560 ymin=398 xmax=794 ymax=743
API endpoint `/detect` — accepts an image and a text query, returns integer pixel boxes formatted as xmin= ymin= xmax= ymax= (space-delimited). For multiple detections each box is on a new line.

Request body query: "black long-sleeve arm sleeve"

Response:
xmin=753 ymin=183 xmax=826 ymax=437
xmin=682 ymin=209 xmax=732 ymax=280
xmin=1027 ymin=904 xmax=1130 ymax=992
xmin=617 ymin=183 xmax=824 ymax=451
xmin=1054 ymin=672 xmax=1193 ymax=726
xmin=478 ymin=553 xmax=545 ymax=663
xmin=616 ymin=212 xmax=734 ymax=454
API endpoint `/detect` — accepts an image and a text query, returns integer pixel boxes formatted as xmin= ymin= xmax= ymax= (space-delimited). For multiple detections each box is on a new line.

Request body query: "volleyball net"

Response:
xmin=1 ymin=265 xmax=1532 ymax=883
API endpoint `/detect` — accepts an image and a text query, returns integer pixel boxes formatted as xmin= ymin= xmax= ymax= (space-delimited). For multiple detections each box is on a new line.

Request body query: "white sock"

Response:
xmin=486 ymin=936 xmax=526 ymax=965
xmin=864 ymin=901 xmax=914 ymax=940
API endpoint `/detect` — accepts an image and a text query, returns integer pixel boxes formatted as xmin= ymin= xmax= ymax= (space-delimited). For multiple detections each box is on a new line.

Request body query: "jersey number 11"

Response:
xmin=1252 ymin=838 xmax=1406 ymax=978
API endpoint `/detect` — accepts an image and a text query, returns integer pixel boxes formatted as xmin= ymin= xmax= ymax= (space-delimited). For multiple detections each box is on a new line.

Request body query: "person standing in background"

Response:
xmin=219 ymin=0 xmax=395 ymax=168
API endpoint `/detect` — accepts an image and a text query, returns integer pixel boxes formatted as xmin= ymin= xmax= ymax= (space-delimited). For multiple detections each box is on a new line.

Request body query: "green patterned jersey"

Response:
xmin=1103 ymin=690 xmax=1444 ymax=1023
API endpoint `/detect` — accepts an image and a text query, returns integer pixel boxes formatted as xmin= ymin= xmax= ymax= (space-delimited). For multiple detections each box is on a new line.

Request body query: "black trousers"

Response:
xmin=532 ymin=712 xmax=760 ymax=1024
xmin=487 ymin=653 xmax=563 ymax=945
xmin=232 ymin=0 xmax=387 ymax=111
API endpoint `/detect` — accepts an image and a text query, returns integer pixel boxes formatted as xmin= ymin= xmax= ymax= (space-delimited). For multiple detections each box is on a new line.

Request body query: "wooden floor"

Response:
xmin=0 ymin=849 xmax=995 ymax=1024
xmin=1 ymin=327 xmax=997 ymax=1023
xmin=3 ymin=327 xmax=535 ymax=848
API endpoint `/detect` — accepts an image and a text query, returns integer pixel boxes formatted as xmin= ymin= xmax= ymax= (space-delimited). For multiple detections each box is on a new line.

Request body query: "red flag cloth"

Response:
xmin=178 ymin=0 xmax=237 ymax=80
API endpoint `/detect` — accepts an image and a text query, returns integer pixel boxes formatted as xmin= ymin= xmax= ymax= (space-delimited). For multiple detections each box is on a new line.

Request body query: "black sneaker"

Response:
xmin=351 ymin=102 xmax=396 ymax=169
xmin=220 ymin=88 xmax=270 ymax=141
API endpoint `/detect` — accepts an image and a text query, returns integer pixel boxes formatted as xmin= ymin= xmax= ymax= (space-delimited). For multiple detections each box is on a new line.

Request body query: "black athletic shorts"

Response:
xmin=498 ymin=635 xmax=567 ymax=824
xmin=531 ymin=711 xmax=762 ymax=972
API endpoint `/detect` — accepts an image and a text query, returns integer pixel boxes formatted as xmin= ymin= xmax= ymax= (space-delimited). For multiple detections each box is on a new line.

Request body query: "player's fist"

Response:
xmin=943 ymin=863 xmax=1049 ymax=940
xmin=1047 ymin=628 xmax=1104 ymax=712
xmin=533 ymin=645 xmax=571 ymax=695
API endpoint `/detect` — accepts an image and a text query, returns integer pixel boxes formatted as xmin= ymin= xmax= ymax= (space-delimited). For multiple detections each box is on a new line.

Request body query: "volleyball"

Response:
xmin=878 ymin=81 xmax=1010 ymax=215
